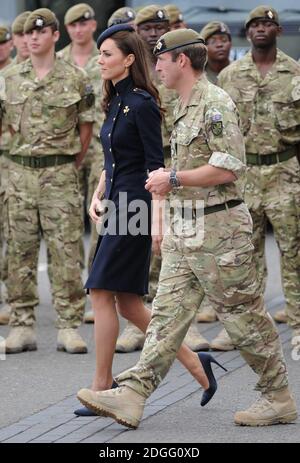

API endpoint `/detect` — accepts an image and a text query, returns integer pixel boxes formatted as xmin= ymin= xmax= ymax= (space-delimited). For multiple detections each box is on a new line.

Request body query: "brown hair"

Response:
xmin=171 ymin=43 xmax=207 ymax=71
xmin=101 ymin=30 xmax=161 ymax=114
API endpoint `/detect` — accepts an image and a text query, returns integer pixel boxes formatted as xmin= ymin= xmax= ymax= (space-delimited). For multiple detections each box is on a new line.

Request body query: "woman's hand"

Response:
xmin=89 ymin=191 xmax=104 ymax=224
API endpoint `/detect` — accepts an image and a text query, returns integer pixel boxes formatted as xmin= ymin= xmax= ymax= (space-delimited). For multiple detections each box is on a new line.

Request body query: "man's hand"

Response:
xmin=145 ymin=168 xmax=172 ymax=195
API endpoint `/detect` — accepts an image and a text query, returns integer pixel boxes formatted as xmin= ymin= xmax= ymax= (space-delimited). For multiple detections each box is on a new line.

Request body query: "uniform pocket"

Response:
xmin=215 ymin=238 xmax=256 ymax=306
xmin=272 ymin=93 xmax=300 ymax=131
xmin=45 ymin=93 xmax=82 ymax=134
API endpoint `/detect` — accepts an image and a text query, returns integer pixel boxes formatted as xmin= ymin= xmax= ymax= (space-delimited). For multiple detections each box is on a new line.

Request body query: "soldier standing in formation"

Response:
xmin=0 ymin=8 xmax=95 ymax=354
xmin=0 ymin=13 xmax=32 ymax=327
xmin=218 ymin=5 xmax=300 ymax=349
xmin=0 ymin=26 xmax=13 ymax=324
xmin=116 ymin=4 xmax=210 ymax=354
xmin=77 ymin=28 xmax=297 ymax=430
xmin=58 ymin=4 xmax=104 ymax=324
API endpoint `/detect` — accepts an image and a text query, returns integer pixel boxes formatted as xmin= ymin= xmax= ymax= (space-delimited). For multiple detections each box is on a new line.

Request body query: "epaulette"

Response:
xmin=132 ymin=88 xmax=151 ymax=99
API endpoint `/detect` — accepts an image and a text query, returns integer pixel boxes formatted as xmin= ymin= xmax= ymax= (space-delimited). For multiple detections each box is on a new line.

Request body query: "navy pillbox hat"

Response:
xmin=97 ymin=24 xmax=135 ymax=49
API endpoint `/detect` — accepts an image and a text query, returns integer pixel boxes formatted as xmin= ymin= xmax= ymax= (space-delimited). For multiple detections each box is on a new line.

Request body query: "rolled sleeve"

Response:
xmin=205 ymin=101 xmax=246 ymax=178
xmin=209 ymin=151 xmax=246 ymax=178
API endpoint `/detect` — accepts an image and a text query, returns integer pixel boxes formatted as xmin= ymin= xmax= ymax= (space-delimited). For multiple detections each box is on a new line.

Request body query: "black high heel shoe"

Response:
xmin=74 ymin=380 xmax=118 ymax=416
xmin=198 ymin=352 xmax=228 ymax=407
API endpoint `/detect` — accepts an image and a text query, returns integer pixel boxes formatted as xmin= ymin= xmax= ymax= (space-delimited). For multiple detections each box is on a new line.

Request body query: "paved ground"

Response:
xmin=0 ymin=232 xmax=299 ymax=443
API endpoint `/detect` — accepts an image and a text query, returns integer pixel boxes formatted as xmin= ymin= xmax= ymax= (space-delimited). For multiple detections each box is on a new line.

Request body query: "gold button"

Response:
xmin=113 ymin=117 xmax=116 ymax=121
xmin=109 ymin=148 xmax=112 ymax=152
xmin=108 ymin=133 xmax=111 ymax=137
xmin=112 ymin=163 xmax=115 ymax=168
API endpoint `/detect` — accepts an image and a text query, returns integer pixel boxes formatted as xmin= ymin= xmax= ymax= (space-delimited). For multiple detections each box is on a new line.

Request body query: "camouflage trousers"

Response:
xmin=0 ymin=154 xmax=9 ymax=302
xmin=5 ymin=160 xmax=85 ymax=329
xmin=116 ymin=203 xmax=288 ymax=397
xmin=78 ymin=144 xmax=104 ymax=271
xmin=244 ymin=157 xmax=300 ymax=329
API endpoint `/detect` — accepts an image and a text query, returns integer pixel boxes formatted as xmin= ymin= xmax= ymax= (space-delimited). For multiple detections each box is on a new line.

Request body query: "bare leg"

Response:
xmin=90 ymin=289 xmax=118 ymax=391
xmin=116 ymin=293 xmax=209 ymax=390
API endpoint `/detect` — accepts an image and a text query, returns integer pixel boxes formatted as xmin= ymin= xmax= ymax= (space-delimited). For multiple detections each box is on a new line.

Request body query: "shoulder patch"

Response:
xmin=209 ymin=111 xmax=223 ymax=136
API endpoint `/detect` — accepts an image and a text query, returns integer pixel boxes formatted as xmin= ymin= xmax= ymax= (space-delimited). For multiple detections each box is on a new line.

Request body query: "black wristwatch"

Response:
xmin=169 ymin=168 xmax=181 ymax=189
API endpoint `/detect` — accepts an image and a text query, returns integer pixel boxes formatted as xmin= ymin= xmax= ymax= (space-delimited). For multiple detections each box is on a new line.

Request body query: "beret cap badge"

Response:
xmin=157 ymin=10 xmax=164 ymax=19
xmin=35 ymin=18 xmax=44 ymax=27
xmin=267 ymin=10 xmax=274 ymax=19
xmin=84 ymin=11 xmax=91 ymax=19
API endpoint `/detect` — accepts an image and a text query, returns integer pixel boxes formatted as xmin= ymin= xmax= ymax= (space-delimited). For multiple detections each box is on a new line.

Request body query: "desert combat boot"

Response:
xmin=196 ymin=300 xmax=218 ymax=323
xmin=234 ymin=387 xmax=298 ymax=426
xmin=77 ymin=386 xmax=145 ymax=429
xmin=0 ymin=303 xmax=11 ymax=325
xmin=57 ymin=329 xmax=87 ymax=354
xmin=273 ymin=308 xmax=288 ymax=324
xmin=3 ymin=326 xmax=37 ymax=354
xmin=115 ymin=321 xmax=145 ymax=353
xmin=210 ymin=328 xmax=235 ymax=351
xmin=184 ymin=321 xmax=210 ymax=351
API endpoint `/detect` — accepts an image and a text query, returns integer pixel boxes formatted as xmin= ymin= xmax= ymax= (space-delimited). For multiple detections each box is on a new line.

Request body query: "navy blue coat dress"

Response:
xmin=85 ymin=75 xmax=165 ymax=295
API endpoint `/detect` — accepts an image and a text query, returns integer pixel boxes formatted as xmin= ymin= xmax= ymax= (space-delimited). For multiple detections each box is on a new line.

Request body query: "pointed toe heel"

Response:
xmin=198 ymin=352 xmax=228 ymax=407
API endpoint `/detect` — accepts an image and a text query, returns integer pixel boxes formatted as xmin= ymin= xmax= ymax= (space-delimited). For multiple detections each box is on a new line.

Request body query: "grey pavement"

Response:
xmin=0 ymin=232 xmax=299 ymax=443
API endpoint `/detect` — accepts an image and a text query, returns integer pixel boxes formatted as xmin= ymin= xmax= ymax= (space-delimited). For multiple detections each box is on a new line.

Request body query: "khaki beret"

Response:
xmin=135 ymin=5 xmax=169 ymax=26
xmin=0 ymin=25 xmax=12 ymax=44
xmin=24 ymin=9 xmax=59 ymax=34
xmin=153 ymin=28 xmax=205 ymax=56
xmin=12 ymin=11 xmax=32 ymax=35
xmin=164 ymin=4 xmax=184 ymax=25
xmin=64 ymin=3 xmax=95 ymax=25
xmin=245 ymin=5 xmax=279 ymax=28
xmin=107 ymin=7 xmax=136 ymax=27
xmin=200 ymin=21 xmax=231 ymax=42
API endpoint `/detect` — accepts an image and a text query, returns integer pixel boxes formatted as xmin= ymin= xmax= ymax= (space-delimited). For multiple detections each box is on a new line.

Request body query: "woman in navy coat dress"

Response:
xmin=75 ymin=25 xmax=219 ymax=416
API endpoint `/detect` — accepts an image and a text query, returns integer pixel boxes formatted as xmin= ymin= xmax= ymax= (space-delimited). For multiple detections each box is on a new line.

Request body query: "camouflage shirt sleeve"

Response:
xmin=77 ymin=72 xmax=95 ymax=124
xmin=204 ymin=98 xmax=246 ymax=178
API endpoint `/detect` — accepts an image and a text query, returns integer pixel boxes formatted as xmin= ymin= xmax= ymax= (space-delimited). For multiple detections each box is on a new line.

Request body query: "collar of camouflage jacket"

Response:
xmin=238 ymin=48 xmax=294 ymax=73
xmin=174 ymin=75 xmax=208 ymax=122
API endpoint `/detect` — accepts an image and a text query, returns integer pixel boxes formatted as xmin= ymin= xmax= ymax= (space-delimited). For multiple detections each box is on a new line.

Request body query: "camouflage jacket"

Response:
xmin=171 ymin=76 xmax=246 ymax=205
xmin=218 ymin=49 xmax=300 ymax=154
xmin=4 ymin=56 xmax=95 ymax=157
xmin=57 ymin=42 xmax=98 ymax=70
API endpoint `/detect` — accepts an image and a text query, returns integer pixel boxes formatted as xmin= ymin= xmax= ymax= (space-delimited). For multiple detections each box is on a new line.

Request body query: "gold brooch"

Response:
xmin=123 ymin=106 xmax=130 ymax=115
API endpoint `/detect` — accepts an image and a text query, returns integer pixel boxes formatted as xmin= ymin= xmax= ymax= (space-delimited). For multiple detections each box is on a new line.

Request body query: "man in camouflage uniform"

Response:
xmin=116 ymin=4 xmax=209 ymax=353
xmin=58 ymin=4 xmax=104 ymax=324
xmin=200 ymin=21 xmax=232 ymax=86
xmin=0 ymin=9 xmax=95 ymax=354
xmin=0 ymin=13 xmax=32 ymax=327
xmin=77 ymin=29 xmax=297 ymax=428
xmin=218 ymin=6 xmax=300 ymax=348
xmin=0 ymin=25 xmax=14 ymax=324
